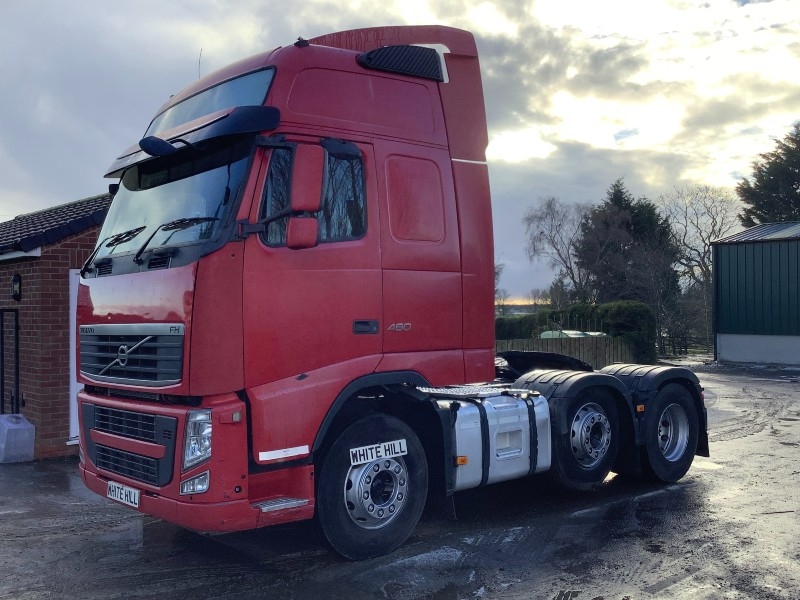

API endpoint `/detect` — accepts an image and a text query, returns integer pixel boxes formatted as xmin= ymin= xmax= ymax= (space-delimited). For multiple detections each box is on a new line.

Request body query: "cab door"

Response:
xmin=241 ymin=138 xmax=382 ymax=465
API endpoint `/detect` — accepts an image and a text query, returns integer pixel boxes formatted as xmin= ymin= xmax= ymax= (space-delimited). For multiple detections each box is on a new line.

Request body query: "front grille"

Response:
xmin=96 ymin=445 xmax=158 ymax=485
xmin=80 ymin=323 xmax=184 ymax=387
xmin=94 ymin=407 xmax=156 ymax=442
xmin=82 ymin=403 xmax=178 ymax=487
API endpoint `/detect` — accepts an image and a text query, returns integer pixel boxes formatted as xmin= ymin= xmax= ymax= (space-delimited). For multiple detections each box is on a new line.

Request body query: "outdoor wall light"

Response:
xmin=11 ymin=274 xmax=21 ymax=302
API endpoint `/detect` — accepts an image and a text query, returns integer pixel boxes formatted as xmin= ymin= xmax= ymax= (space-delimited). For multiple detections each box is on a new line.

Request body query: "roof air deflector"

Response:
xmin=357 ymin=45 xmax=443 ymax=82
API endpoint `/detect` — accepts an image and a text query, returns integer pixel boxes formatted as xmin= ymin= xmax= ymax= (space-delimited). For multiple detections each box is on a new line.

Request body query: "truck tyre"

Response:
xmin=551 ymin=390 xmax=619 ymax=491
xmin=316 ymin=414 xmax=428 ymax=560
xmin=643 ymin=383 xmax=699 ymax=482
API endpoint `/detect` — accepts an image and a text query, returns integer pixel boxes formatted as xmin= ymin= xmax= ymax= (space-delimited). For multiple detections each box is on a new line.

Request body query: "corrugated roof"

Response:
xmin=713 ymin=222 xmax=800 ymax=244
xmin=0 ymin=194 xmax=111 ymax=255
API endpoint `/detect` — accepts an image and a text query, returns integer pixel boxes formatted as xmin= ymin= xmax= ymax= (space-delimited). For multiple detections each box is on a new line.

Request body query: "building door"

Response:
xmin=0 ymin=309 xmax=20 ymax=414
xmin=68 ymin=269 xmax=79 ymax=443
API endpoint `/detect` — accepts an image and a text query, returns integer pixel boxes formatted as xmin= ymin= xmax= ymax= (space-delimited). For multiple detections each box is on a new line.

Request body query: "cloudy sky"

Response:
xmin=1 ymin=0 xmax=799 ymax=297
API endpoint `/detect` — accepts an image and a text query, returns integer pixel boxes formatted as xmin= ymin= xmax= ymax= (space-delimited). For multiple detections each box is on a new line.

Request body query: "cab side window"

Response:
xmin=259 ymin=144 xmax=366 ymax=247
xmin=319 ymin=155 xmax=366 ymax=242
xmin=260 ymin=147 xmax=291 ymax=246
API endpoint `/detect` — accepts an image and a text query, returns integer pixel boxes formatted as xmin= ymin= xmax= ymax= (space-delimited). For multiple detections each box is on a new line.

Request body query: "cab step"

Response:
xmin=253 ymin=498 xmax=309 ymax=513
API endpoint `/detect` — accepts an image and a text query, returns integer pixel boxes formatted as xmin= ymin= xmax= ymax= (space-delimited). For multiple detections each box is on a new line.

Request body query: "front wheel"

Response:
xmin=551 ymin=390 xmax=620 ymax=491
xmin=316 ymin=414 xmax=428 ymax=560
xmin=643 ymin=383 xmax=699 ymax=482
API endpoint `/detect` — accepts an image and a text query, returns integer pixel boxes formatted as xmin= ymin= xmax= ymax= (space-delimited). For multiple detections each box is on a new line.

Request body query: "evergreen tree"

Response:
xmin=575 ymin=179 xmax=680 ymax=349
xmin=737 ymin=123 xmax=800 ymax=226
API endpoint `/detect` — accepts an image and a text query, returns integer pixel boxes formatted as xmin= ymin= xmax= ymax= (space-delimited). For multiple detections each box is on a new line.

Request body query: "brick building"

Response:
xmin=0 ymin=194 xmax=110 ymax=459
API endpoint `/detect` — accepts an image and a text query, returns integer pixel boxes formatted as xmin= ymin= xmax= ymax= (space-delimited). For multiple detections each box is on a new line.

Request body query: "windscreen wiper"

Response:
xmin=132 ymin=217 xmax=218 ymax=264
xmin=79 ymin=225 xmax=147 ymax=276
xmin=106 ymin=225 xmax=147 ymax=247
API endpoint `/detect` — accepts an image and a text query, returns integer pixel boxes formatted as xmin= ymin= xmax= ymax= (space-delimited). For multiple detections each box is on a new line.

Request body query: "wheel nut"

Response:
xmin=363 ymin=491 xmax=369 ymax=499
xmin=368 ymin=504 xmax=374 ymax=512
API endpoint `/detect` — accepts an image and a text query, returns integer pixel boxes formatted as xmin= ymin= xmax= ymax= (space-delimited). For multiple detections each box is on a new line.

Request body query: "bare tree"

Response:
xmin=659 ymin=184 xmax=741 ymax=291
xmin=528 ymin=288 xmax=548 ymax=312
xmin=522 ymin=197 xmax=594 ymax=303
xmin=494 ymin=261 xmax=505 ymax=298
xmin=658 ymin=184 xmax=741 ymax=349
xmin=494 ymin=261 xmax=510 ymax=314
xmin=495 ymin=287 xmax=511 ymax=315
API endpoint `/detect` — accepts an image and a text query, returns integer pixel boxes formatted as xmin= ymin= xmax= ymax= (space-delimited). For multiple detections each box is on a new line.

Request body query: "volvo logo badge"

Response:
xmin=97 ymin=335 xmax=153 ymax=377
xmin=117 ymin=345 xmax=129 ymax=367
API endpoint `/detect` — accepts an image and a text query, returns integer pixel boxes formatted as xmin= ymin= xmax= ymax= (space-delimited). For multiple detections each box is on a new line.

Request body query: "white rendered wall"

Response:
xmin=717 ymin=334 xmax=800 ymax=365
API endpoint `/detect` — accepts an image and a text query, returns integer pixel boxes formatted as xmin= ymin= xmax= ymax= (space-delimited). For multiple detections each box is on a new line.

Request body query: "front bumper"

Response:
xmin=80 ymin=462 xmax=262 ymax=532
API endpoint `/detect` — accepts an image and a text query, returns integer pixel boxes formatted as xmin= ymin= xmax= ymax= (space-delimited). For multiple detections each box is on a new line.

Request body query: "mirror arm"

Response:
xmin=237 ymin=206 xmax=298 ymax=238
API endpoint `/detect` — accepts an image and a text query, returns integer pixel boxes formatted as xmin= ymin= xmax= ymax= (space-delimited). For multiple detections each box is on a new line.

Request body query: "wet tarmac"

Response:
xmin=1 ymin=362 xmax=799 ymax=599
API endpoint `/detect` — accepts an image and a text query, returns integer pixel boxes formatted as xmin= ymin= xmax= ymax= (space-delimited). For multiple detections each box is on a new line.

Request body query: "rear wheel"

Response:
xmin=551 ymin=390 xmax=619 ymax=491
xmin=643 ymin=383 xmax=699 ymax=482
xmin=316 ymin=414 xmax=428 ymax=560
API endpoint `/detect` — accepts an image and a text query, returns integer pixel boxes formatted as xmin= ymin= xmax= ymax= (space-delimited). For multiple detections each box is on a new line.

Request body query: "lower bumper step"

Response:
xmin=253 ymin=497 xmax=309 ymax=513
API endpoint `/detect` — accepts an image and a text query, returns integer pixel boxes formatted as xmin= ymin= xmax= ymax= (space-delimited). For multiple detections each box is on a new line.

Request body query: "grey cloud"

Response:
xmin=565 ymin=43 xmax=651 ymax=98
xmin=677 ymin=76 xmax=800 ymax=142
xmin=477 ymin=24 xmax=575 ymax=131
xmin=474 ymin=21 xmax=664 ymax=138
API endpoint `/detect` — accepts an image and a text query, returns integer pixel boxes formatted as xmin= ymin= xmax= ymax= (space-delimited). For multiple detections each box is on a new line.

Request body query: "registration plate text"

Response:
xmin=350 ymin=439 xmax=407 ymax=465
xmin=107 ymin=481 xmax=140 ymax=508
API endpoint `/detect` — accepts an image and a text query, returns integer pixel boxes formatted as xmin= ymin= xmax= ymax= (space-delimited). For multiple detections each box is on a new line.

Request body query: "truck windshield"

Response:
xmin=95 ymin=138 xmax=252 ymax=260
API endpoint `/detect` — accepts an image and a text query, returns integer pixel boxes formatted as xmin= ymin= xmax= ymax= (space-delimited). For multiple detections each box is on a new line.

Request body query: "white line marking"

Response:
xmin=258 ymin=445 xmax=309 ymax=462
xmin=451 ymin=158 xmax=488 ymax=165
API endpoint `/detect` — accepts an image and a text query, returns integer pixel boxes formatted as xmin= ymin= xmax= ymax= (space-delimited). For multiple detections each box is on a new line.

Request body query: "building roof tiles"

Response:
xmin=0 ymin=194 xmax=111 ymax=255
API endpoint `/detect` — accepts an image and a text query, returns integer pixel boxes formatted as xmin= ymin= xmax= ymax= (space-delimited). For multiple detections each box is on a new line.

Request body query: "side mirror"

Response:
xmin=290 ymin=145 xmax=325 ymax=213
xmin=286 ymin=216 xmax=318 ymax=249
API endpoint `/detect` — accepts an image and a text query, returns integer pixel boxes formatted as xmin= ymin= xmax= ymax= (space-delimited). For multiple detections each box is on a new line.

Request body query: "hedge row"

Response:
xmin=495 ymin=301 xmax=657 ymax=364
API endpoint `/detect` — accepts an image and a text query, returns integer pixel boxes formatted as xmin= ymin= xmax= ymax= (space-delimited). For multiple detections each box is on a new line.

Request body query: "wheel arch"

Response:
xmin=514 ymin=369 xmax=641 ymax=479
xmin=513 ymin=369 xmax=636 ymax=437
xmin=311 ymin=371 xmax=453 ymax=503
xmin=600 ymin=364 xmax=708 ymax=457
xmin=312 ymin=371 xmax=430 ymax=455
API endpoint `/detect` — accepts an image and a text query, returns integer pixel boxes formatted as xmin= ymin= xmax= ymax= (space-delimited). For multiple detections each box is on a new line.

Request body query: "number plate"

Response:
xmin=350 ymin=439 xmax=407 ymax=465
xmin=107 ymin=481 xmax=140 ymax=508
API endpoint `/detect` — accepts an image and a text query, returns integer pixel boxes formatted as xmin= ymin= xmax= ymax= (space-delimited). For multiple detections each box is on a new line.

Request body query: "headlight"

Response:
xmin=183 ymin=409 xmax=212 ymax=470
